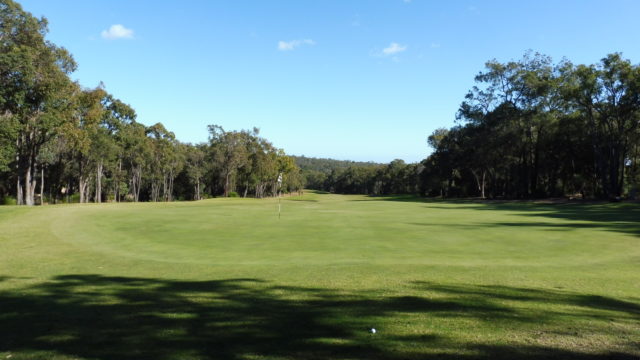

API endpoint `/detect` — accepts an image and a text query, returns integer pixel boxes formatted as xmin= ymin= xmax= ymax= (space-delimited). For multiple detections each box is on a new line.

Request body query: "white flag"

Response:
xmin=277 ymin=173 xmax=283 ymax=184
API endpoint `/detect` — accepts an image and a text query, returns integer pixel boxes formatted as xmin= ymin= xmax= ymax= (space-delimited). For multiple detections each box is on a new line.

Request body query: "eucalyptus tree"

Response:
xmin=118 ymin=120 xmax=147 ymax=202
xmin=147 ymin=123 xmax=171 ymax=202
xmin=62 ymin=87 xmax=106 ymax=203
xmin=249 ymin=138 xmax=278 ymax=198
xmin=89 ymin=117 xmax=120 ymax=203
xmin=561 ymin=54 xmax=640 ymax=198
xmin=103 ymin=95 xmax=136 ymax=202
xmin=0 ymin=0 xmax=77 ymax=205
xmin=185 ymin=143 xmax=206 ymax=200
xmin=146 ymin=123 xmax=184 ymax=201
xmin=207 ymin=125 xmax=251 ymax=197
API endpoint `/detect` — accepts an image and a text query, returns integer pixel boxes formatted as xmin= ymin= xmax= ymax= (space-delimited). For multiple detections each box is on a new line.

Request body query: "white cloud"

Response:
xmin=382 ymin=42 xmax=407 ymax=55
xmin=101 ymin=24 xmax=134 ymax=40
xmin=278 ymin=39 xmax=315 ymax=51
xmin=431 ymin=42 xmax=441 ymax=48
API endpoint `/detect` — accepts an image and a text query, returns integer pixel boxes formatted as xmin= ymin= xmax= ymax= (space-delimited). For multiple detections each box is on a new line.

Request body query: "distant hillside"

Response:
xmin=292 ymin=156 xmax=382 ymax=174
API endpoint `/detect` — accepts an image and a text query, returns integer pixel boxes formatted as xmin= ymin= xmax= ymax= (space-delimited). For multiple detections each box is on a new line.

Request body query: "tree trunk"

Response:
xmin=168 ymin=171 xmax=174 ymax=202
xmin=79 ymin=176 xmax=88 ymax=204
xmin=78 ymin=157 xmax=87 ymax=203
xmin=151 ymin=182 xmax=159 ymax=202
xmin=162 ymin=174 xmax=168 ymax=201
xmin=40 ymin=166 xmax=44 ymax=205
xmin=16 ymin=175 xmax=23 ymax=205
xmin=194 ymin=177 xmax=201 ymax=200
xmin=115 ymin=158 xmax=122 ymax=202
xmin=131 ymin=165 xmax=142 ymax=202
xmin=16 ymin=140 xmax=23 ymax=205
xmin=481 ymin=170 xmax=486 ymax=199
xmin=95 ymin=161 xmax=103 ymax=203
xmin=224 ymin=172 xmax=230 ymax=197
xmin=24 ymin=154 xmax=35 ymax=206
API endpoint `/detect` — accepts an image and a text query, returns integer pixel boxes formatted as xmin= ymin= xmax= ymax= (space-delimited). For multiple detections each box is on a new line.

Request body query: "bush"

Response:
xmin=66 ymin=193 xmax=81 ymax=204
xmin=228 ymin=191 xmax=239 ymax=198
xmin=2 ymin=196 xmax=17 ymax=205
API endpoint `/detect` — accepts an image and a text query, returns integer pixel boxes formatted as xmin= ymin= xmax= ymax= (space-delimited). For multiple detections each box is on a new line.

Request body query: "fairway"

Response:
xmin=1 ymin=192 xmax=639 ymax=359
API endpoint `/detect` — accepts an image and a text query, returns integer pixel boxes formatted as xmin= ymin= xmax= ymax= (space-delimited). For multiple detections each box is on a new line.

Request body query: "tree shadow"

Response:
xmin=0 ymin=275 xmax=638 ymax=359
xmin=354 ymin=194 xmax=640 ymax=238
xmin=406 ymin=221 xmax=620 ymax=234
xmin=412 ymin=282 xmax=640 ymax=318
xmin=421 ymin=201 xmax=640 ymax=237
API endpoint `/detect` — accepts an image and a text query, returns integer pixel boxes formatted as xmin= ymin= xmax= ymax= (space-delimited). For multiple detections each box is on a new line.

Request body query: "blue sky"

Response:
xmin=19 ymin=0 xmax=640 ymax=163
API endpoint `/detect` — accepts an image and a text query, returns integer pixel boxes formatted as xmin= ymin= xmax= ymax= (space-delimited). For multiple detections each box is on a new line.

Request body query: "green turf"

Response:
xmin=0 ymin=191 xmax=638 ymax=359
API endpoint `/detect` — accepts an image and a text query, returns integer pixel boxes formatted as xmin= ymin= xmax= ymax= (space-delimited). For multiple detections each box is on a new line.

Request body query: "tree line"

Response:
xmin=425 ymin=52 xmax=639 ymax=199
xmin=299 ymin=52 xmax=640 ymax=200
xmin=3 ymin=1 xmax=639 ymax=204
xmin=294 ymin=156 xmax=422 ymax=195
xmin=0 ymin=0 xmax=302 ymax=205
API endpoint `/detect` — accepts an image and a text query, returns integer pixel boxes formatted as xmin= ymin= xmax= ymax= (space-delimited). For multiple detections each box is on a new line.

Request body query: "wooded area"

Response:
xmin=0 ymin=1 xmax=303 ymax=205
xmin=299 ymin=53 xmax=640 ymax=200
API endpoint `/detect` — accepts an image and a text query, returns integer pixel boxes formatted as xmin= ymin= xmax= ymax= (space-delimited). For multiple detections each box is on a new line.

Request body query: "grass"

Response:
xmin=0 ymin=191 xmax=638 ymax=359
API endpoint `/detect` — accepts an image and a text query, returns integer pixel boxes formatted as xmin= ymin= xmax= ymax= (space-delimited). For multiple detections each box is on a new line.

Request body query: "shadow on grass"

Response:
xmin=355 ymin=195 xmax=640 ymax=238
xmin=307 ymin=190 xmax=331 ymax=195
xmin=412 ymin=282 xmax=640 ymax=318
xmin=0 ymin=275 xmax=638 ymax=359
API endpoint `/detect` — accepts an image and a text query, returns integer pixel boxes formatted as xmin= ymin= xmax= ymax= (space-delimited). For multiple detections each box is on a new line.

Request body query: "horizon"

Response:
xmin=18 ymin=0 xmax=640 ymax=163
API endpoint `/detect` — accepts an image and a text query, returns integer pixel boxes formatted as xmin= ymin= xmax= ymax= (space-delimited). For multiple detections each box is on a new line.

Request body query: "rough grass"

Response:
xmin=0 ymin=191 xmax=638 ymax=359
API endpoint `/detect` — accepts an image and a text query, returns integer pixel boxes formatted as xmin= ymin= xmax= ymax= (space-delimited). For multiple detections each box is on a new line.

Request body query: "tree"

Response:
xmin=208 ymin=125 xmax=252 ymax=197
xmin=0 ymin=0 xmax=77 ymax=205
xmin=61 ymin=87 xmax=106 ymax=203
xmin=561 ymin=54 xmax=640 ymax=198
xmin=185 ymin=143 xmax=206 ymax=200
xmin=102 ymin=95 xmax=136 ymax=202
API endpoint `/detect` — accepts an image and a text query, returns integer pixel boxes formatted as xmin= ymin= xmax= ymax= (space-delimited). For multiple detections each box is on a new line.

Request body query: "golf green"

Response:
xmin=1 ymin=192 xmax=638 ymax=359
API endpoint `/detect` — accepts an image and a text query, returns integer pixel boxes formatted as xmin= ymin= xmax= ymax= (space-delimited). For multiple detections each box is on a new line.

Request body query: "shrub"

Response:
xmin=2 ymin=196 xmax=17 ymax=205
xmin=228 ymin=191 xmax=239 ymax=198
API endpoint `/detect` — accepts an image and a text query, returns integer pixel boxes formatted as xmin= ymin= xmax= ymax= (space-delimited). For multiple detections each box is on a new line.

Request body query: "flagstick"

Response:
xmin=277 ymin=172 xmax=283 ymax=220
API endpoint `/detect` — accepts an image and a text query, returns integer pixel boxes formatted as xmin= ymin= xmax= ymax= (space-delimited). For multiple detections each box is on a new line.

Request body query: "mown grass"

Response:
xmin=0 ymin=191 xmax=638 ymax=359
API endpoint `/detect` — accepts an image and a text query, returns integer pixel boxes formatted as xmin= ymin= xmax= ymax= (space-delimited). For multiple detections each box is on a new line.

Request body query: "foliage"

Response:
xmin=423 ymin=52 xmax=640 ymax=199
xmin=1 ymin=195 xmax=16 ymax=205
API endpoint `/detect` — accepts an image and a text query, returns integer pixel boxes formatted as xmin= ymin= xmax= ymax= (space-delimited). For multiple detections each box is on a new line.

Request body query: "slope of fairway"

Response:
xmin=1 ymin=192 xmax=639 ymax=360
